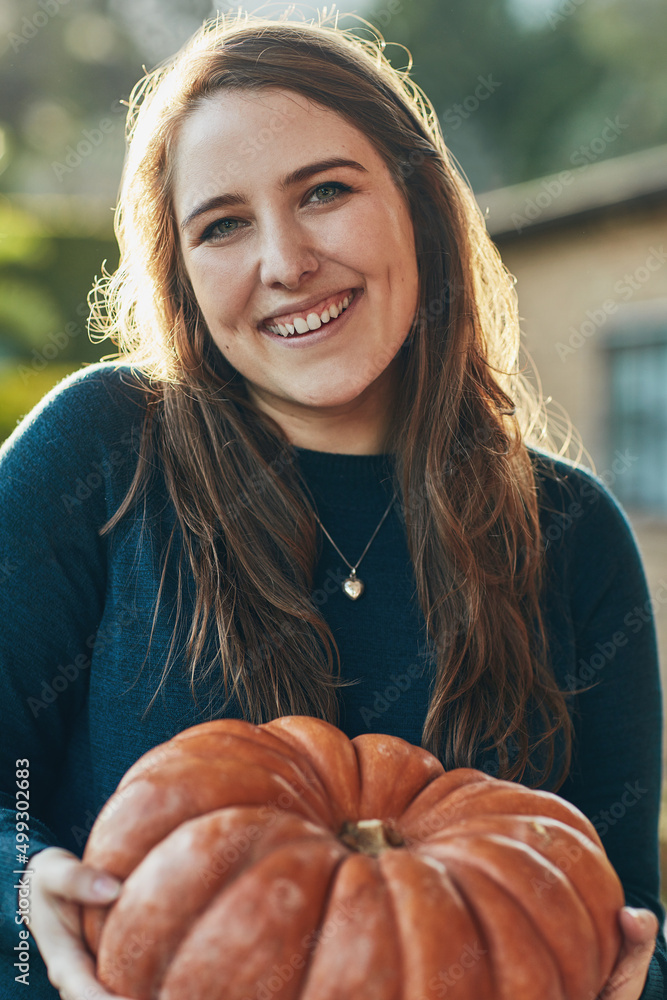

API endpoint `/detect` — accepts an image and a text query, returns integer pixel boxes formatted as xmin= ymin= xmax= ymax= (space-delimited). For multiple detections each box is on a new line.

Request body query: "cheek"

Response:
xmin=354 ymin=199 xmax=416 ymax=274
xmin=188 ymin=256 xmax=250 ymax=325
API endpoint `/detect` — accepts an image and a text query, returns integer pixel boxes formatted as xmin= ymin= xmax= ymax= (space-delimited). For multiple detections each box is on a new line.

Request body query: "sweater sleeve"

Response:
xmin=549 ymin=460 xmax=667 ymax=998
xmin=0 ymin=364 xmax=139 ymax=959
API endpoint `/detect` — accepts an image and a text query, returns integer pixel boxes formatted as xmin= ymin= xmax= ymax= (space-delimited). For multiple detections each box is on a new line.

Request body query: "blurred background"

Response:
xmin=1 ymin=0 xmax=666 ymax=885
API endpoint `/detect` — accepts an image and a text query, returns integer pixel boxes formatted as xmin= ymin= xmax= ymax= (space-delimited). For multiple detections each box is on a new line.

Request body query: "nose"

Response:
xmin=257 ymin=212 xmax=320 ymax=289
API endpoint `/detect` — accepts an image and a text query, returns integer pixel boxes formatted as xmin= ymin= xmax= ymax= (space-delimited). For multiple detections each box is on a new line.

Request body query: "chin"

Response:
xmin=297 ymin=391 xmax=371 ymax=410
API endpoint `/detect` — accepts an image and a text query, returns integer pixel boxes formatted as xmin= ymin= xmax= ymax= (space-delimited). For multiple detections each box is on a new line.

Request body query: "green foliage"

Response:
xmin=356 ymin=0 xmax=667 ymax=190
xmin=0 ymin=362 xmax=82 ymax=445
xmin=0 ymin=221 xmax=118 ymax=354
xmin=0 ymin=276 xmax=62 ymax=352
xmin=0 ymin=195 xmax=118 ymax=433
xmin=0 ymin=201 xmax=51 ymax=265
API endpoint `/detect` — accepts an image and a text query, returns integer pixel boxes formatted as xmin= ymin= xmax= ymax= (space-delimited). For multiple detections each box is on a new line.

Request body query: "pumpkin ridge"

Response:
xmin=442 ymin=856 xmax=567 ymax=1000
xmin=417 ymin=851 xmax=495 ymax=997
xmin=428 ymin=834 xmax=601 ymax=997
xmin=498 ymin=787 xmax=605 ymax=849
xmin=119 ymin=723 xmax=329 ymax=795
xmin=157 ymin=745 xmax=333 ymax=824
xmin=93 ymin=810 xmax=336 ymax=996
xmin=373 ymin=850 xmax=404 ymax=996
xmin=399 ymin=780 xmax=512 ymax=841
xmin=151 ymin=832 xmax=343 ymax=998
xmin=262 ymin=715 xmax=361 ymax=823
xmin=170 ymin=728 xmax=332 ymax=793
xmin=197 ymin=826 xmax=339 ymax=904
xmin=350 ymin=735 xmax=363 ymax=811
xmin=397 ymin=769 xmax=495 ymax=839
xmin=270 ymin=846 xmax=350 ymax=1000
xmin=85 ymin=758 xmax=327 ymax=882
xmin=378 ymin=848 xmax=492 ymax=999
xmin=444 ymin=869 xmax=493 ymax=993
xmin=485 ymin=819 xmax=622 ymax=979
xmin=400 ymin=779 xmax=603 ymax=847
xmin=423 ymin=812 xmax=620 ymax=955
xmin=398 ymin=772 xmax=451 ymax=817
xmin=159 ymin=839 xmax=347 ymax=1000
xmin=352 ymin=732 xmax=444 ymax=819
xmin=408 ymin=802 xmax=593 ymax=847
xmin=298 ymin=853 xmax=402 ymax=1000
xmin=120 ymin=736 xmax=333 ymax=824
xmin=435 ymin=819 xmax=619 ymax=972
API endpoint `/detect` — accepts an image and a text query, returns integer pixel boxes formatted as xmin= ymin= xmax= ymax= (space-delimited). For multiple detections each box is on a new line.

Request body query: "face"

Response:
xmin=173 ymin=86 xmax=419 ymax=449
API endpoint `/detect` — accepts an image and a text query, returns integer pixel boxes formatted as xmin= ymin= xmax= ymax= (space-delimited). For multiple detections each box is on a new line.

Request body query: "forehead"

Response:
xmin=176 ymin=86 xmax=359 ymax=150
xmin=171 ymin=87 xmax=375 ymax=210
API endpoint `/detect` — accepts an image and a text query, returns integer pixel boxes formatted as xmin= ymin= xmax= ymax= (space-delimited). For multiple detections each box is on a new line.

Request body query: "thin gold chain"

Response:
xmin=312 ymin=492 xmax=397 ymax=574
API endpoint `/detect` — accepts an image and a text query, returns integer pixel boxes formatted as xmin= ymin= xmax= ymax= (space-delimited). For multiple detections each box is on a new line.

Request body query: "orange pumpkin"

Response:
xmin=82 ymin=715 xmax=624 ymax=1000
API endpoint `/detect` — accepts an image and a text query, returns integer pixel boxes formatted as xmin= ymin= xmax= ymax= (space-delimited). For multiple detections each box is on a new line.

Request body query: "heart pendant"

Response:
xmin=342 ymin=576 xmax=364 ymax=600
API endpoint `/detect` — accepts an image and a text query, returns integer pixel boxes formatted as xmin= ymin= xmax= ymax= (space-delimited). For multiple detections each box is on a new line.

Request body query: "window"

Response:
xmin=602 ymin=302 xmax=667 ymax=515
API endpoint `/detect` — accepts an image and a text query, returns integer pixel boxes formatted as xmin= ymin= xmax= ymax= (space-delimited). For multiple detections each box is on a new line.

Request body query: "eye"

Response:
xmin=306 ymin=181 xmax=352 ymax=204
xmin=200 ymin=217 xmax=247 ymax=244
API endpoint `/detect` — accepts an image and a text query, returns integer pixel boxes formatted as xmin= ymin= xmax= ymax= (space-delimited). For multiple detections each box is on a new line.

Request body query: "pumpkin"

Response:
xmin=82 ymin=715 xmax=624 ymax=1000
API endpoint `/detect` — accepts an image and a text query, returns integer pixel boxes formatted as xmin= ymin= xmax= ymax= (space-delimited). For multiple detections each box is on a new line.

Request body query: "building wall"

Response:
xmin=495 ymin=202 xmax=667 ymax=761
xmin=497 ymin=202 xmax=667 ymax=461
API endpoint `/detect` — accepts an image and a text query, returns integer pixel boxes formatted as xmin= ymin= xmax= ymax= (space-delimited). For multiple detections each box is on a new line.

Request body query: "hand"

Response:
xmin=20 ymin=846 xmax=134 ymax=1000
xmin=597 ymin=906 xmax=660 ymax=1000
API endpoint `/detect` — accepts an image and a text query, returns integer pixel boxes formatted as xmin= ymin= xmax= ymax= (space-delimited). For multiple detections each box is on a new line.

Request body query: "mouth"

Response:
xmin=258 ymin=288 xmax=362 ymax=346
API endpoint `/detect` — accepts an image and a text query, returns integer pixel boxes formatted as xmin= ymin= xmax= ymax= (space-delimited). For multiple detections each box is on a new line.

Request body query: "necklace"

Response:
xmin=311 ymin=492 xmax=397 ymax=600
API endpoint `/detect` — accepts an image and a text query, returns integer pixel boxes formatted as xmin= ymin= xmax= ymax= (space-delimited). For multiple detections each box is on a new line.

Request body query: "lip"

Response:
xmin=259 ymin=288 xmax=363 ymax=348
xmin=259 ymin=287 xmax=358 ymax=328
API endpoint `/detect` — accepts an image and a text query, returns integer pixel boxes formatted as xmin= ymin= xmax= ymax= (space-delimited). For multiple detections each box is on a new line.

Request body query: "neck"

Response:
xmin=245 ymin=355 xmax=401 ymax=455
xmin=289 ymin=423 xmax=390 ymax=455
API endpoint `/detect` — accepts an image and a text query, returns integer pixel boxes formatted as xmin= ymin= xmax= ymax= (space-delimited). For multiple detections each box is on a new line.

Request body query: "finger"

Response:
xmin=600 ymin=909 xmax=659 ymax=998
xmin=619 ymin=906 xmax=660 ymax=946
xmin=33 ymin=901 xmax=132 ymax=1000
xmin=51 ymin=949 xmax=134 ymax=1000
xmin=31 ymin=848 xmax=122 ymax=905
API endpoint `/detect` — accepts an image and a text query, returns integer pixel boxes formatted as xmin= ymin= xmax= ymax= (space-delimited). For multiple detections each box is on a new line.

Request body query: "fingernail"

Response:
xmin=625 ymin=907 xmax=649 ymax=929
xmin=92 ymin=876 xmax=121 ymax=899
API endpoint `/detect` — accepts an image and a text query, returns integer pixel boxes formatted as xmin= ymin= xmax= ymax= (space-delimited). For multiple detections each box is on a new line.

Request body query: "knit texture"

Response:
xmin=1 ymin=362 xmax=665 ymax=997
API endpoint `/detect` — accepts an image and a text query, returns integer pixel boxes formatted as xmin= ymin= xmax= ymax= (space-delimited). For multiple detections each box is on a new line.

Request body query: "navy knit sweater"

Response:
xmin=1 ymin=362 xmax=665 ymax=997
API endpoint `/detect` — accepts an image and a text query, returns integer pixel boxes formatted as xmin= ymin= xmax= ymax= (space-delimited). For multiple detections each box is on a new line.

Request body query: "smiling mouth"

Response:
xmin=260 ymin=289 xmax=359 ymax=337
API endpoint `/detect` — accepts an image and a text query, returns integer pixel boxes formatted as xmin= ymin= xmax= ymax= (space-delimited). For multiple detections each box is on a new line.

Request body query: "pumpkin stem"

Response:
xmin=339 ymin=819 xmax=405 ymax=856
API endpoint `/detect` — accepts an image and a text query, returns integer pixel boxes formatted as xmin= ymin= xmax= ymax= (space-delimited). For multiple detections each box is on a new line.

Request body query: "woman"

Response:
xmin=0 ymin=11 xmax=663 ymax=1000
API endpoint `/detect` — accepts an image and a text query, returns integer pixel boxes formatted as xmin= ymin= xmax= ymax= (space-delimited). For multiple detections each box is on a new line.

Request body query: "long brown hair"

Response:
xmin=90 ymin=11 xmax=584 ymax=789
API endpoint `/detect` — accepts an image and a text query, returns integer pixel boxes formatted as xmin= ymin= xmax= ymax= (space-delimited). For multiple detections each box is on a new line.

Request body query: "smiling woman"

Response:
xmin=171 ymin=87 xmax=419 ymax=442
xmin=0 ymin=9 xmax=665 ymax=1000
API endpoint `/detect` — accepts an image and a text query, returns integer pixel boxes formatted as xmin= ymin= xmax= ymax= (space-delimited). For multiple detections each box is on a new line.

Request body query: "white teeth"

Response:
xmin=265 ymin=290 xmax=355 ymax=336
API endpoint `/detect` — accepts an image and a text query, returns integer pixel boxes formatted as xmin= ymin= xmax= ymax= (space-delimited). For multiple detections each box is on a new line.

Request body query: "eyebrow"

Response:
xmin=179 ymin=157 xmax=368 ymax=231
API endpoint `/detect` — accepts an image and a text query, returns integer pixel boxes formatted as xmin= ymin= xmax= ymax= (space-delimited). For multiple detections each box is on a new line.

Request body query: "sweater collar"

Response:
xmin=292 ymin=445 xmax=394 ymax=484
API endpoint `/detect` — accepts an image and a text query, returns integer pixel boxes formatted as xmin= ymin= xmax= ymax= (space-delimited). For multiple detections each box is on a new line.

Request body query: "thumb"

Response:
xmin=619 ymin=907 xmax=659 ymax=947
xmin=87 ymin=871 xmax=123 ymax=903
xmin=31 ymin=847 xmax=122 ymax=904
